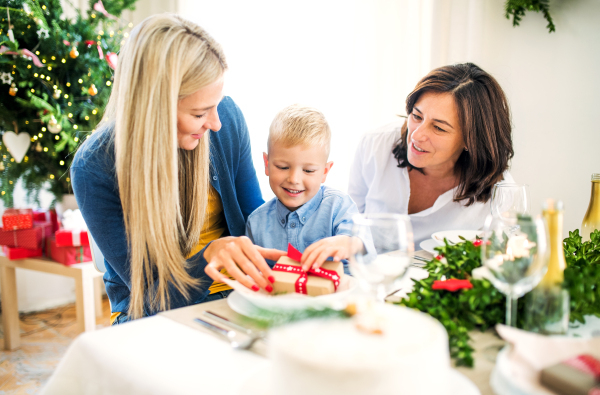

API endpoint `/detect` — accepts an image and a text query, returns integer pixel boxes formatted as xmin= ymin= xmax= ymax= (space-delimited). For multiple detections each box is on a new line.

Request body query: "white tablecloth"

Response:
xmin=41 ymin=315 xmax=269 ymax=395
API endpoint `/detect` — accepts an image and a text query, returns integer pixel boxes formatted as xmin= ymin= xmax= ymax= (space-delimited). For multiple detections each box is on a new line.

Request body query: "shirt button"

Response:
xmin=281 ymin=219 xmax=285 ymax=224
xmin=290 ymin=222 xmax=296 ymax=228
xmin=212 ymin=176 xmax=218 ymax=180
xmin=302 ymin=217 xmax=306 ymax=222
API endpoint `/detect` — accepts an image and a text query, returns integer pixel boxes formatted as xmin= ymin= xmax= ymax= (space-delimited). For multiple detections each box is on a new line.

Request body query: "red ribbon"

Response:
xmin=565 ymin=354 xmax=600 ymax=380
xmin=272 ymin=244 xmax=341 ymax=294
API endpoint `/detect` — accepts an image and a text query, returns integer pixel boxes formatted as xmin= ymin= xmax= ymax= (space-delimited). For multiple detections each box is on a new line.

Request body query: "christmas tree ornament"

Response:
xmin=7 ymin=28 xmax=15 ymax=42
xmin=0 ymin=162 xmax=5 ymax=171
xmin=53 ymin=89 xmax=61 ymax=99
xmin=2 ymin=132 xmax=31 ymax=163
xmin=48 ymin=116 xmax=62 ymax=134
xmin=9 ymin=83 xmax=18 ymax=96
xmin=1 ymin=72 xmax=13 ymax=85
xmin=70 ymin=47 xmax=79 ymax=59
xmin=35 ymin=143 xmax=42 ymax=152
xmin=106 ymin=52 xmax=118 ymax=70
xmin=37 ymin=27 xmax=50 ymax=39
xmin=88 ymin=84 xmax=98 ymax=96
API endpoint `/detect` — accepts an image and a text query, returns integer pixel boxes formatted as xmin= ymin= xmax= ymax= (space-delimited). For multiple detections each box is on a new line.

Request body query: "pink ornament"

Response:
xmin=106 ymin=52 xmax=118 ymax=70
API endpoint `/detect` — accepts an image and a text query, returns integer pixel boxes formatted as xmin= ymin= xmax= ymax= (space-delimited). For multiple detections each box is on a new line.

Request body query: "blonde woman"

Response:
xmin=71 ymin=14 xmax=284 ymax=323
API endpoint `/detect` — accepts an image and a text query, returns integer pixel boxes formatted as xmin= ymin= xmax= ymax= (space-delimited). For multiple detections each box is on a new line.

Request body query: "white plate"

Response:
xmin=240 ymin=365 xmax=480 ymax=395
xmin=224 ymin=275 xmax=358 ymax=312
xmin=431 ymin=230 xmax=481 ymax=245
xmin=490 ymin=347 xmax=553 ymax=395
xmin=227 ymin=290 xmax=264 ymax=318
xmin=419 ymin=238 xmax=441 ymax=255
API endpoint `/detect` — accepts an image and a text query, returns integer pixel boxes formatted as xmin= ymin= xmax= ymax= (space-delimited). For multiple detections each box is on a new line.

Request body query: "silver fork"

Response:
xmin=194 ymin=317 xmax=263 ymax=350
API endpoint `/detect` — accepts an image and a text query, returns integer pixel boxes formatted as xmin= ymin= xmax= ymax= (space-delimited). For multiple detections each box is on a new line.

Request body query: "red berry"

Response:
xmin=472 ymin=239 xmax=482 ymax=247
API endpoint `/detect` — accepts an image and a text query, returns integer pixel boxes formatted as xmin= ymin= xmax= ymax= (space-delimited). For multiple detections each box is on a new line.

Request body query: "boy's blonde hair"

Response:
xmin=98 ymin=14 xmax=227 ymax=319
xmin=268 ymin=104 xmax=331 ymax=156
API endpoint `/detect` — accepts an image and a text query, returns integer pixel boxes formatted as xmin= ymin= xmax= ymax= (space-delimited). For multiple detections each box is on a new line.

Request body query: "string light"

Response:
xmin=38 ymin=133 xmax=43 ymax=137
xmin=51 ymin=56 xmax=55 ymax=60
xmin=34 ymin=73 xmax=38 ymax=77
xmin=60 ymin=160 xmax=64 ymax=165
xmin=68 ymin=102 xmax=72 ymax=106
xmin=92 ymin=109 xmax=97 ymax=114
xmin=49 ymin=174 xmax=54 ymax=179
xmin=41 ymin=127 xmax=46 ymax=132
xmin=68 ymin=113 xmax=73 ymax=118
xmin=66 ymin=177 xmax=70 ymax=182
xmin=74 ymin=137 xmax=79 ymax=142
xmin=44 ymin=147 xmax=49 ymax=152
xmin=55 ymin=136 xmax=60 ymax=140
xmin=61 ymin=58 xmax=66 ymax=63
xmin=84 ymin=116 xmax=89 ymax=120
xmin=78 ymin=78 xmax=83 ymax=83
xmin=47 ymin=66 xmax=52 ymax=70
xmin=73 ymin=125 xmax=78 ymax=129
xmin=66 ymin=82 xmax=71 ymax=87
xmin=106 ymin=81 xmax=111 ymax=86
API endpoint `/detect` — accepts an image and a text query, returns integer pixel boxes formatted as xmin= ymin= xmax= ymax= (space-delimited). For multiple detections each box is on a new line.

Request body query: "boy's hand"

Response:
xmin=301 ymin=235 xmax=355 ymax=271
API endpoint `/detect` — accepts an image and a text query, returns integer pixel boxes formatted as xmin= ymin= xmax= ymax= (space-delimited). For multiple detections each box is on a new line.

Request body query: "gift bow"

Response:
xmin=272 ymin=244 xmax=340 ymax=295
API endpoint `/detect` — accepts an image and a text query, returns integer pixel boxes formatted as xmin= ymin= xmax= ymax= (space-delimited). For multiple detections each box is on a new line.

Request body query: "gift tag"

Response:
xmin=2 ymin=131 xmax=31 ymax=163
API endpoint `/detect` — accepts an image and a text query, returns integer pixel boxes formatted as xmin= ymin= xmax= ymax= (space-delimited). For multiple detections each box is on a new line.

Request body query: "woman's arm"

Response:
xmin=348 ymin=135 xmax=368 ymax=213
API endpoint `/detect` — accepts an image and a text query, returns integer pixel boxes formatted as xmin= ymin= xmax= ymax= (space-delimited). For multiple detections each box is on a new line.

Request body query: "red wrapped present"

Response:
xmin=0 ymin=221 xmax=53 ymax=249
xmin=33 ymin=209 xmax=59 ymax=233
xmin=47 ymin=238 xmax=92 ymax=265
xmin=2 ymin=209 xmax=33 ymax=230
xmin=2 ymin=245 xmax=43 ymax=260
xmin=55 ymin=229 xmax=89 ymax=247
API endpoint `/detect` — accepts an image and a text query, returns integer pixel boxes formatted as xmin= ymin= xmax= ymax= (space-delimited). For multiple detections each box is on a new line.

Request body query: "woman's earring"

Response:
xmin=464 ymin=147 xmax=468 ymax=152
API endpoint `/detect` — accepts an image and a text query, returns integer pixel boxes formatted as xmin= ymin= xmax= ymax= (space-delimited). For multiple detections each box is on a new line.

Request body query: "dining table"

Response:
xmin=40 ymin=249 xmax=514 ymax=395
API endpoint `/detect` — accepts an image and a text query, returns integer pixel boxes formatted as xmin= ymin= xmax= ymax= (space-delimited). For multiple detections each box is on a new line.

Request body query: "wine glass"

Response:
xmin=481 ymin=214 xmax=549 ymax=327
xmin=491 ymin=183 xmax=530 ymax=222
xmin=348 ymin=213 xmax=414 ymax=302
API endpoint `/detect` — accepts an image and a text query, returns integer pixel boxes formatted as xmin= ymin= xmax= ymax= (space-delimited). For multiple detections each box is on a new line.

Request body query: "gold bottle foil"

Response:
xmin=581 ymin=174 xmax=600 ymax=242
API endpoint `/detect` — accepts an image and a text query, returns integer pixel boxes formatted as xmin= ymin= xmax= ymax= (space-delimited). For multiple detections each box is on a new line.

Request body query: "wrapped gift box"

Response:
xmin=2 ymin=209 xmax=33 ymax=230
xmin=541 ymin=354 xmax=600 ymax=395
xmin=47 ymin=238 xmax=92 ymax=266
xmin=33 ymin=209 xmax=59 ymax=233
xmin=55 ymin=229 xmax=89 ymax=247
xmin=272 ymin=256 xmax=343 ymax=296
xmin=2 ymin=245 xmax=43 ymax=260
xmin=0 ymin=221 xmax=53 ymax=249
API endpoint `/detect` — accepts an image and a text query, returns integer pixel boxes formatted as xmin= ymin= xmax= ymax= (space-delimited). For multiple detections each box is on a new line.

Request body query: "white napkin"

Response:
xmin=496 ymin=324 xmax=600 ymax=392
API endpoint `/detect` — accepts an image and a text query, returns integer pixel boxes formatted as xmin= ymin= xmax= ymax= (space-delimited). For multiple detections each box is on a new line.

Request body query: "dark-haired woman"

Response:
xmin=348 ymin=63 xmax=514 ymax=246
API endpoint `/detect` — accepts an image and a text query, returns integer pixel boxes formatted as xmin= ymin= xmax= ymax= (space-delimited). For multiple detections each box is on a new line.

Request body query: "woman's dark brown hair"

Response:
xmin=392 ymin=62 xmax=513 ymax=206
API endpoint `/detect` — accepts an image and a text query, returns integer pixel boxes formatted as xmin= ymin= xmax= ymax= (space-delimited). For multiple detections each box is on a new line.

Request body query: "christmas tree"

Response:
xmin=0 ymin=0 xmax=137 ymax=207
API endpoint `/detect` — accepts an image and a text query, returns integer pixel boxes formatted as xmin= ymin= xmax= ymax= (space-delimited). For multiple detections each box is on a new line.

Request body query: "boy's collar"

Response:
xmin=275 ymin=186 xmax=325 ymax=228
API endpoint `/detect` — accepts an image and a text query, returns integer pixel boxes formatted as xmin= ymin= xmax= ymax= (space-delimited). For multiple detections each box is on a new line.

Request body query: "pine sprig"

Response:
xmin=505 ymin=0 xmax=556 ymax=33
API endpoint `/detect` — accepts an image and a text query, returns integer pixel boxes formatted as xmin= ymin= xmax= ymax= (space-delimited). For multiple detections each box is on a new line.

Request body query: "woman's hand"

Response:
xmin=204 ymin=236 xmax=285 ymax=293
xmin=300 ymin=235 xmax=361 ymax=271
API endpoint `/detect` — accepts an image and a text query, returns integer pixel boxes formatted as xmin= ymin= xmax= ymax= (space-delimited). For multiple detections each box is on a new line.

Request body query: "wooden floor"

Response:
xmin=0 ymin=297 xmax=112 ymax=394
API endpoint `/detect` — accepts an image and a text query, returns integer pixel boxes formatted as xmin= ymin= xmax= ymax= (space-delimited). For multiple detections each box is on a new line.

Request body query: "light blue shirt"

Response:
xmin=246 ymin=185 xmax=358 ymax=261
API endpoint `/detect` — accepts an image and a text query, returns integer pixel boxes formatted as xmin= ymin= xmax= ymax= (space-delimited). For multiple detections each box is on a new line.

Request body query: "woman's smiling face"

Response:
xmin=406 ymin=91 xmax=466 ymax=174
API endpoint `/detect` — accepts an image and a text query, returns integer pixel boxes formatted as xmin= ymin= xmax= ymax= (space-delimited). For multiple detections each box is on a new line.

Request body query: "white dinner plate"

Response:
xmin=227 ymin=290 xmax=264 ymax=319
xmin=240 ymin=365 xmax=481 ymax=395
xmin=225 ymin=275 xmax=358 ymax=313
xmin=419 ymin=238 xmax=442 ymax=255
xmin=431 ymin=230 xmax=482 ymax=245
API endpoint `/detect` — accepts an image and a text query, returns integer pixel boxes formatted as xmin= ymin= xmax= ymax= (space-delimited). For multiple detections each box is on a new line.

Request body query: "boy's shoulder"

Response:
xmin=247 ymin=196 xmax=278 ymax=222
xmin=320 ymin=185 xmax=353 ymax=202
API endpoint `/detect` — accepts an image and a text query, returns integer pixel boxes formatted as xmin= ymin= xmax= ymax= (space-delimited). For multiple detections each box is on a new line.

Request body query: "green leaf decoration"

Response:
xmin=505 ymin=0 xmax=556 ymax=33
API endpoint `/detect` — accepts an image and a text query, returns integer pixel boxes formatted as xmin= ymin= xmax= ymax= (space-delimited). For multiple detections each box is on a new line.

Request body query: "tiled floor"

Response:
xmin=0 ymin=297 xmax=112 ymax=394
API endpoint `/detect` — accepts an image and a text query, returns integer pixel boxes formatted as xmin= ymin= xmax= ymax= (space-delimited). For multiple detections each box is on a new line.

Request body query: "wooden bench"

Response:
xmin=0 ymin=255 xmax=104 ymax=350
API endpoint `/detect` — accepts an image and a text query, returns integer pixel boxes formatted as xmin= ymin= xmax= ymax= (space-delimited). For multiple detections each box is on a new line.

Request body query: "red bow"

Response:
xmin=565 ymin=355 xmax=600 ymax=380
xmin=272 ymin=244 xmax=340 ymax=294
xmin=432 ymin=278 xmax=473 ymax=292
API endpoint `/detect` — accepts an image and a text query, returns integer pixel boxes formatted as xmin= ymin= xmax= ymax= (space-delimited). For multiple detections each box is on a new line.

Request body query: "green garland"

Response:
xmin=505 ymin=0 xmax=555 ymax=33
xmin=397 ymin=229 xmax=600 ymax=367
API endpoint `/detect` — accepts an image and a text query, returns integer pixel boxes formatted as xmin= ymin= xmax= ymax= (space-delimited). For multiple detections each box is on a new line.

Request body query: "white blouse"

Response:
xmin=348 ymin=121 xmax=514 ymax=247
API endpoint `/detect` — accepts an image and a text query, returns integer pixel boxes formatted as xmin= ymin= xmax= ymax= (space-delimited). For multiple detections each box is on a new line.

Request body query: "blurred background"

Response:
xmin=8 ymin=0 xmax=600 ymax=311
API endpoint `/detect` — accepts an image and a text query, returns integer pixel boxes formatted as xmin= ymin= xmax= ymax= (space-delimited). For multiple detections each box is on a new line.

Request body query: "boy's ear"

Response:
xmin=321 ymin=161 xmax=334 ymax=183
xmin=263 ymin=152 xmax=269 ymax=176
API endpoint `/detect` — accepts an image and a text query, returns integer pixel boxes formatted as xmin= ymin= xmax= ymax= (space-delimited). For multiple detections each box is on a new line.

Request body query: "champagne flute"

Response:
xmin=481 ymin=214 xmax=549 ymax=327
xmin=348 ymin=213 xmax=414 ymax=302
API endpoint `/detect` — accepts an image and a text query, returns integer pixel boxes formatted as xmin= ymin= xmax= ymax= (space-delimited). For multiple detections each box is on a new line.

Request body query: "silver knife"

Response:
xmin=194 ymin=317 xmax=232 ymax=338
xmin=203 ymin=311 xmax=261 ymax=336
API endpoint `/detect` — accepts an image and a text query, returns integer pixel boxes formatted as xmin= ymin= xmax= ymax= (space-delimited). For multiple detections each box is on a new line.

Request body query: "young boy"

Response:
xmin=246 ymin=104 xmax=361 ymax=272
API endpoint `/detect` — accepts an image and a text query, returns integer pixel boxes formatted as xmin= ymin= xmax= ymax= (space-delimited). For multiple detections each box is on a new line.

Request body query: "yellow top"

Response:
xmin=111 ymin=186 xmax=230 ymax=324
xmin=187 ymin=185 xmax=231 ymax=294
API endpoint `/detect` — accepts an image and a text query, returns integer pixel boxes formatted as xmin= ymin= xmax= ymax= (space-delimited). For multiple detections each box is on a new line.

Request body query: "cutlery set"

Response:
xmin=194 ymin=311 xmax=266 ymax=350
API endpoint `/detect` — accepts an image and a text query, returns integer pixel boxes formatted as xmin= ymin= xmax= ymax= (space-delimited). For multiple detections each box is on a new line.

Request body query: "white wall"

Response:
xmin=181 ymin=0 xmax=599 ymax=234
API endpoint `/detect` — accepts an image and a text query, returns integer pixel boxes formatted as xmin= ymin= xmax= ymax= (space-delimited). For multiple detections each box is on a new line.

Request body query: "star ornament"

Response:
xmin=432 ymin=279 xmax=473 ymax=292
xmin=1 ymin=72 xmax=13 ymax=85
xmin=37 ymin=27 xmax=50 ymax=39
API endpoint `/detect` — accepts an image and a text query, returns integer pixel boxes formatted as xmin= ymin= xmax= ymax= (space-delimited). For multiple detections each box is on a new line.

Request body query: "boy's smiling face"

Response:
xmin=263 ymin=141 xmax=333 ymax=212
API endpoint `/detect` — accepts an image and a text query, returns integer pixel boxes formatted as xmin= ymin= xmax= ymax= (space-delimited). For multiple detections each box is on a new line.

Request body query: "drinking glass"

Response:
xmin=491 ymin=183 xmax=530 ymax=222
xmin=481 ymin=214 xmax=549 ymax=327
xmin=348 ymin=213 xmax=414 ymax=302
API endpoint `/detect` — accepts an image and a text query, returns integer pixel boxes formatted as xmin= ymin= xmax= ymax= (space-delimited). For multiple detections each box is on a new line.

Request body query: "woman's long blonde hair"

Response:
xmin=99 ymin=14 xmax=227 ymax=319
